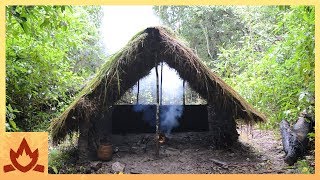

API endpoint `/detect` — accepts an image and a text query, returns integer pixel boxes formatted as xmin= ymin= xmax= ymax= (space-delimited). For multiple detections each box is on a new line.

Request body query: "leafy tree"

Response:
xmin=154 ymin=6 xmax=247 ymax=68
xmin=154 ymin=6 xmax=315 ymax=128
xmin=6 ymin=6 xmax=106 ymax=131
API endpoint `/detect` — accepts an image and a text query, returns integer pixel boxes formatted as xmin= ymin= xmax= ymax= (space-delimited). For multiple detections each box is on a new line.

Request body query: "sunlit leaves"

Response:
xmin=6 ymin=6 xmax=105 ymax=131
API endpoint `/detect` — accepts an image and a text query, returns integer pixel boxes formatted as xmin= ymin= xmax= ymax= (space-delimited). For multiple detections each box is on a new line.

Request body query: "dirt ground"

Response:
xmin=54 ymin=127 xmax=315 ymax=174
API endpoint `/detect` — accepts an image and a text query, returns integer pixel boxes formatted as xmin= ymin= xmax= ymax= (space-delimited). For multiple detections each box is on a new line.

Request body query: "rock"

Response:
xmin=112 ymin=162 xmax=125 ymax=173
xmin=90 ymin=162 xmax=102 ymax=171
xmin=113 ymin=146 xmax=119 ymax=153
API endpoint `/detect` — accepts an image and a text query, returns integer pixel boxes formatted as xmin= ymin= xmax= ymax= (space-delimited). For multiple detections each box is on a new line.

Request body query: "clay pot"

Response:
xmin=97 ymin=143 xmax=113 ymax=161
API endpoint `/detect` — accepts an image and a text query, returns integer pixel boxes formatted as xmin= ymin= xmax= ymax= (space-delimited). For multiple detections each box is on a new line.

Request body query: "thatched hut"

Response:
xmin=50 ymin=27 xmax=266 ymax=161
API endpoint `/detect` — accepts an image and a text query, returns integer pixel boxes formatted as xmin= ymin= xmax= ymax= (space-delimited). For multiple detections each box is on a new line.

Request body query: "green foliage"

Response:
xmin=6 ymin=103 xmax=20 ymax=132
xmin=48 ymin=133 xmax=79 ymax=174
xmin=308 ymin=132 xmax=315 ymax=141
xmin=296 ymin=159 xmax=314 ymax=174
xmin=155 ymin=6 xmax=315 ymax=128
xmin=48 ymin=145 xmax=78 ymax=174
xmin=154 ymin=6 xmax=247 ymax=67
xmin=6 ymin=6 xmax=105 ymax=131
xmin=48 ymin=148 xmax=65 ymax=174
xmin=225 ymin=6 xmax=315 ymax=128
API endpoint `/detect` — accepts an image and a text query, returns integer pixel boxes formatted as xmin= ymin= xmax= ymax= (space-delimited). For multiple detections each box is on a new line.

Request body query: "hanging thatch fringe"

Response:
xmin=50 ymin=26 xmax=266 ymax=144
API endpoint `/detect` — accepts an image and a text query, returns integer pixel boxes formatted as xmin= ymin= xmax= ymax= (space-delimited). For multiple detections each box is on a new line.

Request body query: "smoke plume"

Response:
xmin=132 ymin=62 xmax=185 ymax=134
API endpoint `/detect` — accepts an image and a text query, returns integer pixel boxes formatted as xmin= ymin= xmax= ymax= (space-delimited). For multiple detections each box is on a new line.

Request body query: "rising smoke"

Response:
xmin=132 ymin=63 xmax=185 ymax=134
xmin=160 ymin=105 xmax=184 ymax=135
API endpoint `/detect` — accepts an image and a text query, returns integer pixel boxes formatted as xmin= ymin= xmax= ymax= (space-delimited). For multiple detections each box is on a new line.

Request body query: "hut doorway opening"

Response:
xmin=110 ymin=62 xmax=208 ymax=135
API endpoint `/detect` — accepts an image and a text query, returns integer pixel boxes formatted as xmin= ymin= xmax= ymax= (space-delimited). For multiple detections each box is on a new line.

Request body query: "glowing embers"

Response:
xmin=157 ymin=132 xmax=166 ymax=144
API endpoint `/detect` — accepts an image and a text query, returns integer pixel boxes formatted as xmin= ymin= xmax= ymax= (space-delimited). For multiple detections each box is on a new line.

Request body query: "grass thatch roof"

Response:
xmin=50 ymin=26 xmax=266 ymax=143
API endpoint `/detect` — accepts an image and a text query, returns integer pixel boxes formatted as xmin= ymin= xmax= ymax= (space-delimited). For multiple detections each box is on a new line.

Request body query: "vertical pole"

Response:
xmin=155 ymin=62 xmax=160 ymax=157
xmin=136 ymin=80 xmax=139 ymax=104
xmin=160 ymin=62 xmax=163 ymax=105
xmin=183 ymin=80 xmax=185 ymax=105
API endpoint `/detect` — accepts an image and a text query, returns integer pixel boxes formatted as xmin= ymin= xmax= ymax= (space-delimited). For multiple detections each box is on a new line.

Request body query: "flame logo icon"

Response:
xmin=3 ymin=138 xmax=44 ymax=173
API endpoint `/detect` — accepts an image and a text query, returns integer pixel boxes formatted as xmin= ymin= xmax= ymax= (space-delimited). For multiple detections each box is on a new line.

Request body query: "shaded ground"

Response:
xmin=52 ymin=127 xmax=315 ymax=174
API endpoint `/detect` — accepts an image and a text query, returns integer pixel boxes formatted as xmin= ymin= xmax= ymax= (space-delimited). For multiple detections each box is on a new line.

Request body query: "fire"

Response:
xmin=158 ymin=133 xmax=166 ymax=144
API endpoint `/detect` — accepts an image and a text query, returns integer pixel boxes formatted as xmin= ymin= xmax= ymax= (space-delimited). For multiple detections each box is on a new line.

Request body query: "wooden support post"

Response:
xmin=136 ymin=80 xmax=139 ymax=104
xmin=155 ymin=62 xmax=160 ymax=157
xmin=183 ymin=80 xmax=185 ymax=105
xmin=160 ymin=62 xmax=163 ymax=105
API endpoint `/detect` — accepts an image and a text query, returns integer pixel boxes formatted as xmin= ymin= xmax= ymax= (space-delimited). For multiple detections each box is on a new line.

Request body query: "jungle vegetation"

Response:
xmin=6 ymin=5 xmax=314 ymax=133
xmin=154 ymin=6 xmax=315 ymax=129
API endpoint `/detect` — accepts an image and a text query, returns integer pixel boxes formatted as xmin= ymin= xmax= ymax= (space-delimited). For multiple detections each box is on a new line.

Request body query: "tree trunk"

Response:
xmin=199 ymin=21 xmax=214 ymax=59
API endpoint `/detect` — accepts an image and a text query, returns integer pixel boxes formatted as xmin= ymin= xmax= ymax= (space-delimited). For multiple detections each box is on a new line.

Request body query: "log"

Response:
xmin=280 ymin=116 xmax=311 ymax=165
xmin=293 ymin=117 xmax=311 ymax=146
xmin=280 ymin=120 xmax=292 ymax=154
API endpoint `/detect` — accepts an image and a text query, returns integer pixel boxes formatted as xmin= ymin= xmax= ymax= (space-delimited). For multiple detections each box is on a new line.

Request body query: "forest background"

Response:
xmin=5 ymin=6 xmax=315 ymax=139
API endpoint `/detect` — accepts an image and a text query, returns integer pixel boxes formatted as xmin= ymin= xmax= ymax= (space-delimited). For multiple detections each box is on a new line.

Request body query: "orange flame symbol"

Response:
xmin=3 ymin=138 xmax=44 ymax=173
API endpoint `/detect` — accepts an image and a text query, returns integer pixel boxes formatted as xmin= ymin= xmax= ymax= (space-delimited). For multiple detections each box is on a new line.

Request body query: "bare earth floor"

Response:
xmin=55 ymin=127 xmax=315 ymax=174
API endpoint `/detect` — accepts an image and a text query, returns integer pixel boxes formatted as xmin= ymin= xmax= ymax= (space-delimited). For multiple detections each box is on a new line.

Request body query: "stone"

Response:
xmin=113 ymin=146 xmax=119 ymax=153
xmin=112 ymin=162 xmax=125 ymax=173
